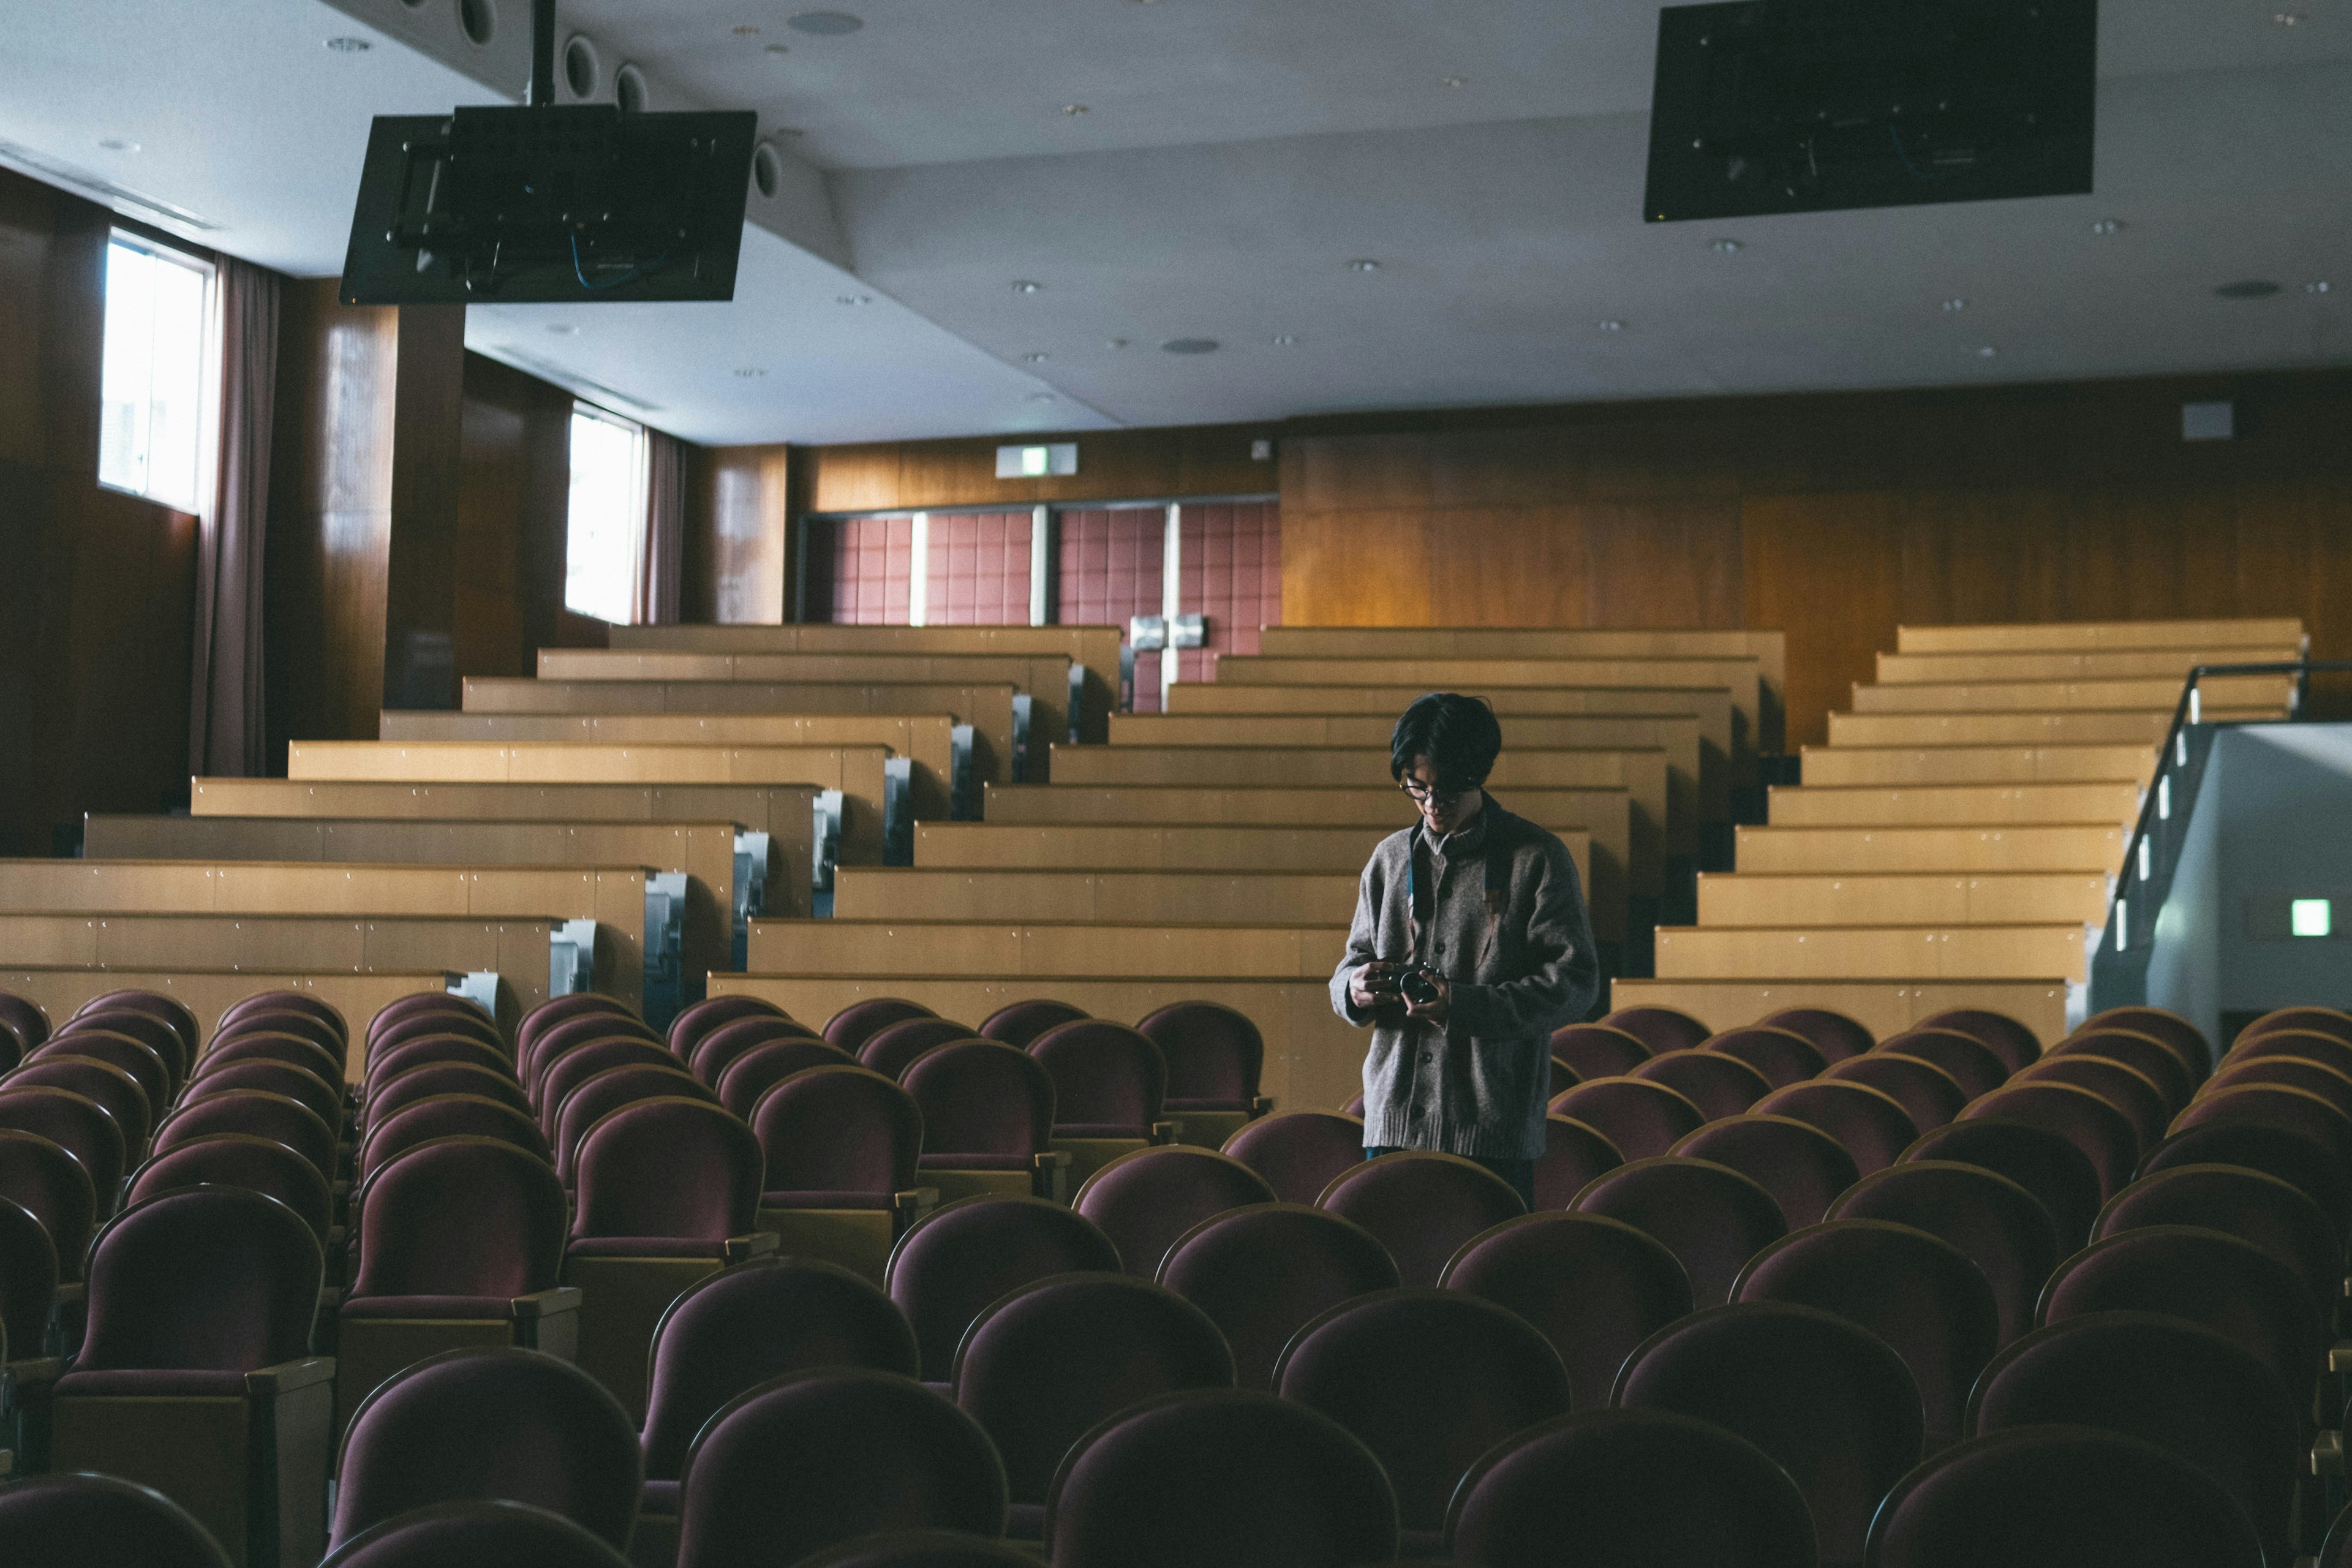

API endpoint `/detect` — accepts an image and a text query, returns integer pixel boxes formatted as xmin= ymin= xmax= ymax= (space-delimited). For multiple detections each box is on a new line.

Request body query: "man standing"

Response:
xmin=1331 ymin=692 xmax=1600 ymax=1207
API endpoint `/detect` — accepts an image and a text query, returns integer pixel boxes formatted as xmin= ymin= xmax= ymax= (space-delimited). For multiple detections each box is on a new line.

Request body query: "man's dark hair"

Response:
xmin=1390 ymin=692 xmax=1503 ymax=790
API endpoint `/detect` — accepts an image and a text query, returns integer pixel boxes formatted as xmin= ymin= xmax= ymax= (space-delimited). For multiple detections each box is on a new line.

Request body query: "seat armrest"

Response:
xmin=725 ymin=1232 xmax=780 ymax=1264
xmin=1250 ymin=1096 xmax=1275 ymax=1117
xmin=2312 ymin=1430 xmax=2343 ymax=1476
xmin=2329 ymin=1342 xmax=2352 ymax=1376
xmin=1033 ymin=1150 xmax=1072 ymax=1205
xmin=1150 ymin=1120 xmax=1184 ymax=1145
xmin=247 ymin=1356 xmax=337 ymax=1397
xmin=892 ymin=1188 xmax=939 ymax=1237
xmin=511 ymin=1286 xmax=584 ymax=1319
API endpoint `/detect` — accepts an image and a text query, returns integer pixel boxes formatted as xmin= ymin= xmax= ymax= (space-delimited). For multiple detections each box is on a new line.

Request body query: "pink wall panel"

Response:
xmin=1176 ymin=500 xmax=1282 ymax=682
xmin=925 ymin=510 xmax=1032 ymax=625
xmin=1057 ymin=505 xmax=1166 ymax=711
xmin=818 ymin=514 xmax=913 ymax=625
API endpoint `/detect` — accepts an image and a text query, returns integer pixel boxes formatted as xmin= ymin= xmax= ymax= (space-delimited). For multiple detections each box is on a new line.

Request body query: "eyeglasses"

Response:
xmin=1400 ymin=777 xmax=1472 ymax=807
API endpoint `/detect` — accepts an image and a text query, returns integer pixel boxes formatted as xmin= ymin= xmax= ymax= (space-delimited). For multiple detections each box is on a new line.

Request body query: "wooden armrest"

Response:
xmin=316 ymin=1286 xmax=344 ymax=1314
xmin=2311 ymin=1430 xmax=2343 ymax=1476
xmin=246 ymin=1356 xmax=337 ymax=1397
xmin=725 ymin=1232 xmax=780 ymax=1264
xmin=892 ymin=1188 xmax=938 ymax=1219
xmin=1151 ymin=1120 xmax=1185 ymax=1145
xmin=6 ymin=1356 xmax=62 ymax=1406
xmin=1250 ymin=1096 xmax=1275 ymax=1117
xmin=2328 ymin=1342 xmax=2352 ymax=1375
xmin=1033 ymin=1151 xmax=1072 ymax=1171
xmin=511 ymin=1287 xmax=584 ymax=1319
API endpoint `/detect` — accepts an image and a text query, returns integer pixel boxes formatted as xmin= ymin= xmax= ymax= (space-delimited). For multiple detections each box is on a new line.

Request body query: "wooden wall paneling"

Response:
xmin=380 ymin=306 xmax=468 ymax=708
xmin=1740 ymin=492 xmax=1903 ymax=750
xmin=802 ymin=423 xmax=1276 ymax=513
xmin=451 ymin=352 xmax=574 ymax=684
xmin=688 ymin=443 xmax=791 ymax=625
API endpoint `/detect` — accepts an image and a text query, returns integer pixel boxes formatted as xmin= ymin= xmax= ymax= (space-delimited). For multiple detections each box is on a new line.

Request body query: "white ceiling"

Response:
xmin=1 ymin=0 xmax=2345 ymax=444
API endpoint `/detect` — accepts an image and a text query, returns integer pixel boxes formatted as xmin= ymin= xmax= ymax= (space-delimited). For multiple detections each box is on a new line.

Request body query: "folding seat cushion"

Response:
xmin=1572 ymin=1156 xmax=1786 ymax=1309
xmin=2015 ymin=1055 xmax=2170 ymax=1152
xmin=1221 ymin=1110 xmax=1365 ymax=1207
xmin=0 ymin=1086 xmax=127 ymax=1218
xmin=1044 ymin=1389 xmax=1397 ymax=1568
xmin=215 ymin=1011 xmax=347 ymax=1073
xmin=221 ymin=990 xmax=346 ymax=1051
xmin=1864 ymin=1425 xmax=2261 ymax=1568
xmin=2237 ymin=1006 xmax=2352 ymax=1049
xmin=715 ymin=1038 xmax=857 ymax=1118
xmin=183 ymin=1058 xmax=344 ymax=1135
xmin=1634 ymin=1048 xmax=1773 ymax=1120
xmin=0 ymin=1125 xmax=97 ymax=1283
xmin=363 ymin=1035 xmax=511 ymax=1096
xmin=1826 ymin=1054 xmax=1967 ymax=1133
xmin=1548 ymin=1077 xmax=1703 ymax=1162
xmin=786 ymin=1531 xmax=1039 ymax=1568
xmin=565 ymin=1097 xmax=771 ymax=1422
xmin=886 ymin=1196 xmax=1121 ymax=1384
xmin=0 ymin=1193 xmax=59 ymax=1362
xmin=1962 ymin=1082 xmax=2140 ymax=1199
xmin=317 ymin=1499 xmax=631 ymax=1568
xmin=0 ymin=989 xmax=54 ymax=1054
xmin=1157 ymin=1202 xmax=1398 ymax=1392
xmin=1440 ymin=1211 xmax=1690 ymax=1411
xmin=823 ymin=998 xmax=940 ymax=1054
xmin=1548 ymin=1022 xmax=1651 ymax=1080
xmin=192 ymin=1030 xmax=342 ymax=1091
xmin=74 ymin=998 xmax=196 ymax=1084
xmin=332 ymin=1348 xmax=639 ymax=1551
xmin=1028 ymin=1020 xmax=1173 ymax=1184
xmin=524 ymin=1013 xmax=662 ymax=1101
xmin=748 ymin=1064 xmax=929 ymax=1281
xmin=1672 ymin=1113 xmax=1858 ymax=1230
xmin=125 ymin=1133 xmax=333 ymax=1243
xmin=900 ymin=1039 xmax=1063 ymax=1203
xmin=955 ymin=1274 xmax=1234 ymax=1537
xmin=1073 ymin=1145 xmax=1276 ymax=1281
xmin=1830 ymin=1161 xmax=2060 ymax=1348
xmin=1276 ymin=1288 xmax=1570 ymax=1553
xmin=537 ymin=1037 xmax=684 ymax=1125
xmin=1446 ymin=1408 xmax=1815 ymax=1568
xmin=1532 ymin=1115 xmax=1623 ymax=1209
xmin=1904 ymin=1117 xmax=2106 ymax=1253
xmin=2202 ymin=1054 xmax=2352 ymax=1120
xmin=370 ymin=1007 xmax=502 ymax=1060
xmin=1755 ymin=1080 xmax=1919 ymax=1175
xmin=339 ymin=1138 xmax=576 ymax=1434
xmin=1877 ymin=1028 xmax=2010 ymax=1100
xmin=9 ymin=1056 xmax=151 ymax=1161
xmin=1616 ymin=1301 xmax=1923 ymax=1568
xmin=2173 ymin=1083 xmax=2352 ymax=1172
xmin=2136 ymin=1122 xmax=2352 ymax=1241
xmin=1599 ymin=1006 xmax=1710 ymax=1054
xmin=368 ymin=1061 xmax=528 ymax=1129
xmin=1317 ymin=1152 xmax=1526 ymax=1289
xmin=1759 ymin=1006 xmax=1875 ymax=1064
xmin=51 ymin=1187 xmax=332 ymax=1567
xmin=666 ymin=994 xmax=789 ymax=1065
xmin=554 ymin=1066 xmax=718 ymax=1187
xmin=37 ymin=1029 xmax=173 ymax=1115
xmin=0 ymin=1471 xmax=235 ymax=1568
xmin=977 ymin=998 xmax=1087 ymax=1048
xmin=1136 ymin=1000 xmax=1273 ymax=1148
xmin=675 ymin=1370 xmax=1007 ymax=1568
xmin=1917 ymin=1008 xmax=2045 ymax=1077
xmin=690 ymin=1014 xmax=822 ymax=1088
xmin=356 ymin=1093 xmax=551 ymax=1182
xmin=1705 ymin=1027 xmax=1828 ymax=1090
xmin=1968 ymin=1314 xmax=2298 ymax=1567
xmin=861 ymin=1017 xmax=986 ymax=1081
xmin=2049 ymin=1029 xmax=2195 ymax=1111
xmin=2095 ymin=1165 xmax=2343 ymax=1323
xmin=1735 ymin=1219 xmax=1999 ymax=1452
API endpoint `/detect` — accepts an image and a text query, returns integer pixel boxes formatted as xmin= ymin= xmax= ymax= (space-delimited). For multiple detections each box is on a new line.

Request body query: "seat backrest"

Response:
xmin=1548 ymin=1077 xmax=1704 ymax=1162
xmin=690 ymin=1016 xmax=822 ymax=1088
xmin=976 ymin=998 xmax=1088 ymax=1048
xmin=0 ymin=1126 xmax=97 ymax=1283
xmin=2202 ymin=1054 xmax=2352 ymax=1118
xmin=0 ymin=1471 xmax=233 ymax=1568
xmin=516 ymin=995 xmax=639 ymax=1071
xmin=748 ymin=1065 xmax=923 ymax=1199
xmin=222 ymin=989 xmax=346 ymax=1050
xmin=358 ymin=1093 xmax=552 ymax=1182
xmin=1044 ymin=1389 xmax=1396 ymax=1568
xmin=716 ymin=1038 xmax=858 ymax=1118
xmin=2223 ymin=1027 xmax=2352 ymax=1079
xmin=72 ymin=1005 xmax=191 ymax=1087
xmin=2097 ymin=1163 xmax=2343 ymax=1317
xmin=885 ymin=1195 xmax=1121 ymax=1381
xmin=2082 ymin=1007 xmax=2215 ymax=1077
xmin=350 ymin=1137 xmax=568 ymax=1300
xmin=571 ymin=1098 xmax=764 ymax=1244
xmin=1571 ymin=1156 xmax=1786 ymax=1309
xmin=216 ymin=1010 xmax=347 ymax=1071
xmin=859 ymin=1018 xmax=986 ymax=1081
xmin=641 ymin=1257 xmax=921 ymax=1482
xmin=370 ymin=1060 xmax=528 ymax=1128
xmin=1073 ymin=1145 xmax=1276 ymax=1280
xmin=2137 ymin=1119 xmax=2352 ymax=1237
xmin=1672 ymin=1114 xmax=1859 ymax=1230
xmin=780 ymin=1530 xmax=1039 ymax=1568
xmin=1967 ymin=1312 xmax=2296 ymax=1566
xmin=1875 ymin=1029 xmax=2009 ymax=1100
xmin=823 ymin=998 xmax=940 ymax=1054
xmin=1830 ymin=1161 xmax=2059 ymax=1348
xmin=1915 ymin=1008 xmax=2043 ymax=1076
xmin=1599 ymin=1006 xmax=1710 ymax=1054
xmin=2237 ymin=1006 xmax=2352 ymax=1048
xmin=0 ymin=1085 xmax=127 ymax=1215
xmin=1961 ymin=1082 xmax=2139 ymax=1199
xmin=1633 ymin=1049 xmax=1772 ymax=1120
xmin=1316 ymin=1152 xmax=1526 ymax=1289
xmin=1440 ymin=1210 xmax=1691 ymax=1410
xmin=364 ymin=1035 xmax=512 ymax=1096
xmin=2052 ymin=1028 xmax=2193 ymax=1111
xmin=1136 ymin=1001 xmax=1264 ymax=1106
xmin=41 ymin=1028 xmax=173 ymax=1111
xmin=1755 ymin=1080 xmax=1919 ymax=1175
xmin=364 ymin=989 xmax=492 ymax=1046
xmin=316 ymin=1498 xmax=632 ymax=1568
xmin=2172 ymin=1082 xmax=2352 ymax=1170
xmin=1156 ymin=1202 xmax=1399 ymax=1392
xmin=955 ymin=1273 xmax=1234 ymax=1506
xmin=1221 ymin=1110 xmax=1366 ymax=1207
xmin=666 ymin=994 xmax=788 ymax=1065
xmin=1532 ymin=1115 xmax=1623 ymax=1208
xmin=0 ymin=1194 xmax=60 ymax=1356
xmin=2015 ymin=1055 xmax=2168 ymax=1152
xmin=1446 ymin=1408 xmax=1815 ymax=1568
xmin=1617 ymin=1300 xmax=1923 ymax=1568
xmin=9 ymin=1056 xmax=151 ymax=1158
xmin=1548 ymin=1023 xmax=1651 ymax=1080
xmin=537 ymin=1036 xmax=681 ymax=1121
xmin=76 ymin=1186 xmax=321 ymax=1372
xmin=1903 ymin=1117 xmax=2105 ymax=1253
xmin=524 ymin=1012 xmax=661 ymax=1098
xmin=1826 ymin=1054 xmax=1966 ymax=1134
xmin=1864 ymin=1425 xmax=2261 ymax=1568
xmin=125 ymin=1133 xmax=332 ymax=1240
xmin=332 ymin=1347 xmax=641 ymax=1550
xmin=1758 ymin=1006 xmax=1874 ymax=1063
xmin=1276 ymin=1287 xmax=1570 ymax=1534
xmin=183 ymin=1057 xmax=341 ymax=1131
xmin=555 ymin=1066 xmax=717 ymax=1185
xmin=1028 ymin=1020 xmax=1168 ymax=1131
xmin=0 ymin=989 xmax=53 ymax=1054
xmin=371 ymin=1008 xmax=504 ymax=1063
xmin=899 ymin=1039 xmax=1055 ymax=1159
xmin=1705 ymin=1027 xmax=1828 ymax=1089
xmin=195 ymin=1030 xmax=342 ymax=1090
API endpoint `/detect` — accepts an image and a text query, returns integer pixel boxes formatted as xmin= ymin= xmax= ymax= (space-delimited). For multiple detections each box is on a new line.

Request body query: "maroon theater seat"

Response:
xmin=364 ymin=989 xmax=491 ymax=1044
xmin=2050 ymin=1028 xmax=2195 ymax=1111
xmin=1917 ymin=1008 xmax=2043 ymax=1076
xmin=2173 ymin=1082 xmax=2352 ymax=1171
xmin=1967 ymin=1314 xmax=2297 ymax=1567
xmin=221 ymin=989 xmax=344 ymax=1049
xmin=1573 ymin=1156 xmax=1785 ymax=1309
xmin=1877 ymin=1028 xmax=2010 ymax=1100
xmin=0 ymin=1194 xmax=59 ymax=1362
xmin=1674 ymin=1114 xmax=1861 ymax=1230
xmin=0 ymin=989 xmax=54 ymax=1054
xmin=1634 ymin=1048 xmax=1773 ymax=1120
xmin=0 ymin=1013 xmax=23 ymax=1074
xmin=2136 ymin=1122 xmax=2352 ymax=1240
xmin=715 ymin=1037 xmax=857 ymax=1118
xmin=369 ymin=1008 xmax=503 ymax=1063
xmin=1137 ymin=1000 xmax=1272 ymax=1147
xmin=1073 ymin=1145 xmax=1276 ymax=1280
xmin=1904 ymin=1117 xmax=2105 ymax=1254
xmin=1600 ymin=1006 xmax=1711 ymax=1055
xmin=2203 ymin=1054 xmax=2352 ymax=1120
xmin=1549 ymin=1023 xmax=1651 ymax=1080
xmin=1028 ymin=1020 xmax=1171 ymax=1180
xmin=824 ymin=998 xmax=941 ymax=1054
xmin=1827 ymin=1054 xmax=1966 ymax=1133
xmin=215 ymin=1010 xmax=347 ymax=1072
xmin=194 ymin=1030 xmax=341 ymax=1091
xmin=977 ymin=998 xmax=1087 ymax=1048
xmin=75 ymin=996 xmax=197 ymax=1079
xmin=1755 ymin=1080 xmax=1918 ymax=1175
xmin=537 ymin=1036 xmax=684 ymax=1125
xmin=369 ymin=1060 xmax=529 ymax=1129
xmin=70 ymin=1009 xmax=190 ymax=1095
xmin=41 ymin=1028 xmax=173 ymax=1113
xmin=357 ymin=1093 xmax=551 ymax=1182
xmin=1961 ymin=1082 xmax=2138 ymax=1200
xmin=341 ymin=1137 xmax=575 ymax=1433
xmin=1317 ymin=1152 xmax=1526 ymax=1289
xmin=901 ymin=1039 xmax=1061 ymax=1202
xmin=10 ymin=1055 xmax=151 ymax=1160
xmin=885 ymin=1195 xmax=1120 ymax=1384
xmin=2081 ymin=1006 xmax=2214 ymax=1076
xmin=0 ymin=1126 xmax=96 ymax=1283
xmin=1863 ymin=1425 xmax=2261 ymax=1568
xmin=332 ymin=1347 xmax=638 ymax=1551
xmin=0 ymin=1471 xmax=233 ymax=1568
xmin=0 ymin=1085 xmax=127 ymax=1218
xmin=2095 ymin=1163 xmax=2342 ymax=1321
xmin=788 ymin=1531 xmax=1041 ymax=1568
xmin=1706 ymin=1027 xmax=1828 ymax=1090
xmin=956 ymin=1273 xmax=1233 ymax=1537
xmin=1548 ymin=1077 xmax=1703 ymax=1162
xmin=1043 ymin=1389 xmax=1397 ymax=1568
xmin=363 ymin=1035 xmax=511 ymax=1096
xmin=2016 ymin=1054 xmax=2169 ymax=1152
xmin=1830 ymin=1161 xmax=2059 ymax=1348
xmin=124 ymin=1133 xmax=330 ymax=1242
xmin=1760 ymin=1006 xmax=1875 ymax=1064
xmin=318 ymin=1499 xmax=631 ymax=1568
xmin=750 ymin=1064 xmax=928 ymax=1280
xmin=554 ymin=1065 xmax=716 ymax=1186
xmin=862 ymin=1017 xmax=987 ymax=1080
xmin=2237 ymin=1006 xmax=2352 ymax=1048
xmin=1156 ymin=1203 xmax=1398 ymax=1392
xmin=1440 ymin=1210 xmax=1689 ymax=1410
xmin=183 ymin=1058 xmax=342 ymax=1134
xmin=1445 ymin=1409 xmax=1816 ymax=1568
xmin=666 ymin=994 xmax=789 ymax=1064
xmin=152 ymin=1089 xmax=334 ymax=1186
xmin=690 ymin=1014 xmax=821 ymax=1088
xmin=1616 ymin=1301 xmax=1924 ymax=1568
xmin=1533 ymin=1115 xmax=1623 ymax=1208
xmin=524 ymin=1012 xmax=662 ymax=1101
xmin=516 ymin=993 xmax=639 ymax=1066
xmin=1222 ymin=1110 xmax=1366 ymax=1207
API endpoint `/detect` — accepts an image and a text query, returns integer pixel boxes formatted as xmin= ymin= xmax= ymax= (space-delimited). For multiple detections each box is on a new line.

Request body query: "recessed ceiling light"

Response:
xmin=1061 ymin=104 xmax=1090 ymax=116
xmin=1027 ymin=393 xmax=1058 ymax=402
xmin=1012 ymin=281 xmax=1043 ymax=295
xmin=1597 ymin=320 xmax=1624 ymax=333
xmin=1942 ymin=298 xmax=1967 ymax=312
xmin=1162 ymin=337 xmax=1219 ymax=354
xmin=545 ymin=323 xmax=578 ymax=335
xmin=1106 ymin=337 xmax=1130 ymax=349
xmin=2274 ymin=10 xmax=2304 ymax=24
xmin=325 ymin=36 xmax=372 ymax=52
xmin=787 ymin=10 xmax=864 ymax=35
xmin=764 ymin=43 xmax=791 ymax=55
xmin=1441 ymin=75 xmax=1468 ymax=87
xmin=1271 ymin=334 xmax=1298 ymax=345
xmin=1023 ymin=352 xmax=1051 ymax=363
xmin=97 ymin=138 xmax=140 ymax=153
xmin=2089 ymin=219 xmax=2121 ymax=235
xmin=1972 ymin=345 xmax=1998 ymax=358
xmin=836 ymin=293 xmax=872 ymax=305
xmin=2214 ymin=279 xmax=2283 ymax=300
xmin=2308 ymin=281 xmax=2332 ymax=294
xmin=1347 ymin=258 xmax=1381 ymax=273
xmin=734 ymin=367 xmax=768 ymax=377
xmin=733 ymin=24 xmax=761 ymax=36
xmin=1711 ymin=238 xmax=1744 ymax=254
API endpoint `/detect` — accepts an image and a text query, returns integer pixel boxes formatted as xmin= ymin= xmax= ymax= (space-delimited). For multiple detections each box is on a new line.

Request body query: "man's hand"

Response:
xmin=1349 ymin=962 xmax=1401 ymax=1012
xmin=1404 ymin=975 xmax=1450 ymax=1027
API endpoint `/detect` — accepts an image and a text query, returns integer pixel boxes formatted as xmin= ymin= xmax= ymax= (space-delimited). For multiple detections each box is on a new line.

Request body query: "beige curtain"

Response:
xmin=635 ymin=429 xmax=684 ymax=625
xmin=188 ymin=257 xmax=279 ymax=777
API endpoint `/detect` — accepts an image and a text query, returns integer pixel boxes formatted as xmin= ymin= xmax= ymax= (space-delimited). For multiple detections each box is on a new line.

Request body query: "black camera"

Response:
xmin=1398 ymin=967 xmax=1445 ymax=1007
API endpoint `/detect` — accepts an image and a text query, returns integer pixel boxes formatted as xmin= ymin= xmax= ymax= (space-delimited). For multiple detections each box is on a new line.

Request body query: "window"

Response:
xmin=98 ymin=234 xmax=214 ymax=511
xmin=565 ymin=403 xmax=650 ymax=623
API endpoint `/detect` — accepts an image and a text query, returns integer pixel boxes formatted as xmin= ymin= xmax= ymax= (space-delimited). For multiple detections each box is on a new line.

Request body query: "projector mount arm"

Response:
xmin=528 ymin=0 xmax=557 ymax=109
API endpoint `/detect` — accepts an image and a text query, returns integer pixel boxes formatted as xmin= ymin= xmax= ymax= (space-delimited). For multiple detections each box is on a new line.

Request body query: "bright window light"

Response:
xmin=98 ymin=235 xmax=213 ymax=511
xmin=2291 ymin=899 xmax=2333 ymax=938
xmin=565 ymin=405 xmax=649 ymax=624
